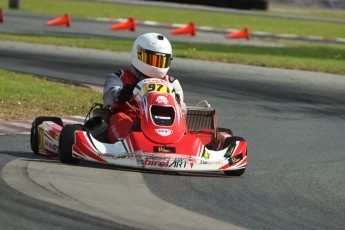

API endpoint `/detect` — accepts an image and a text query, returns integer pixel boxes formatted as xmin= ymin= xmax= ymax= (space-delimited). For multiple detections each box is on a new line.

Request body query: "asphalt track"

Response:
xmin=1 ymin=9 xmax=345 ymax=230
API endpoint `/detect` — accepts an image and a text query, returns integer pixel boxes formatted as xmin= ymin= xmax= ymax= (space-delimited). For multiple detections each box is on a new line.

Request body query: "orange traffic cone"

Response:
xmin=226 ymin=28 xmax=250 ymax=40
xmin=171 ymin=22 xmax=196 ymax=36
xmin=0 ymin=9 xmax=4 ymax=23
xmin=110 ymin=17 xmax=135 ymax=31
xmin=45 ymin=14 xmax=71 ymax=27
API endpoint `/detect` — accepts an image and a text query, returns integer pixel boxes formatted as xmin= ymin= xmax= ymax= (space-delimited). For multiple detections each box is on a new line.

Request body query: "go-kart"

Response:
xmin=30 ymin=78 xmax=248 ymax=176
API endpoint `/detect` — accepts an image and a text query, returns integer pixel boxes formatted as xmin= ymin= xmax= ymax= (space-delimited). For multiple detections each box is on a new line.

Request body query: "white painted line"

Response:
xmin=336 ymin=38 xmax=345 ymax=43
xmin=18 ymin=132 xmax=30 ymax=135
xmin=0 ymin=126 xmax=20 ymax=133
xmin=8 ymin=122 xmax=32 ymax=129
xmin=172 ymin=23 xmax=186 ymax=27
xmin=198 ymin=26 xmax=214 ymax=31
xmin=277 ymin=34 xmax=299 ymax=38
xmin=252 ymin=31 xmax=270 ymax=36
xmin=143 ymin=21 xmax=159 ymax=26
xmin=95 ymin=17 xmax=109 ymax=22
xmin=62 ymin=118 xmax=84 ymax=124
xmin=72 ymin=116 xmax=86 ymax=120
xmin=307 ymin=36 xmax=323 ymax=40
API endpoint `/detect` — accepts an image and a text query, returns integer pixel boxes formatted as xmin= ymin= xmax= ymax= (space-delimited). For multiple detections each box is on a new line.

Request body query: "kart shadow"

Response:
xmin=2 ymin=150 xmax=228 ymax=178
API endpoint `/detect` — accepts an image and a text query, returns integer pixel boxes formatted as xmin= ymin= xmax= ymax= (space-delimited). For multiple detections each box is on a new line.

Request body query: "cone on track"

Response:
xmin=170 ymin=22 xmax=196 ymax=36
xmin=45 ymin=14 xmax=71 ymax=27
xmin=0 ymin=9 xmax=4 ymax=23
xmin=226 ymin=28 xmax=250 ymax=40
xmin=110 ymin=17 xmax=135 ymax=31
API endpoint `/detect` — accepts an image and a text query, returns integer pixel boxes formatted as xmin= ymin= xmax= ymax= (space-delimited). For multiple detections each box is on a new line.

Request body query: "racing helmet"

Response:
xmin=131 ymin=33 xmax=172 ymax=79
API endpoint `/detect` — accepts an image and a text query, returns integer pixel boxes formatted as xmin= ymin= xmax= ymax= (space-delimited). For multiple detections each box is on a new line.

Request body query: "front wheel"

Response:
xmin=30 ymin=116 xmax=63 ymax=154
xmin=224 ymin=168 xmax=246 ymax=176
xmin=59 ymin=124 xmax=82 ymax=164
xmin=218 ymin=127 xmax=233 ymax=136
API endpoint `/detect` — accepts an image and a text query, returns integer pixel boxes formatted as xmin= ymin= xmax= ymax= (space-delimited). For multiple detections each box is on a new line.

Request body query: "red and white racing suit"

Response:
xmin=103 ymin=69 xmax=186 ymax=143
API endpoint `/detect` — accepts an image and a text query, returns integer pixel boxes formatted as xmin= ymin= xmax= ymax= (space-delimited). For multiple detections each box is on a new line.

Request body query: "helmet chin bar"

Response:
xmin=132 ymin=65 xmax=166 ymax=80
xmin=131 ymin=65 xmax=150 ymax=80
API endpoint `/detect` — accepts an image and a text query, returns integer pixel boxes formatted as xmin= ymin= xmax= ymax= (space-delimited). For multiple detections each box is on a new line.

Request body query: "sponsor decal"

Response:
xmin=44 ymin=138 xmax=59 ymax=153
xmin=156 ymin=95 xmax=168 ymax=104
xmin=98 ymin=153 xmax=123 ymax=159
xmin=202 ymin=149 xmax=210 ymax=159
xmin=168 ymin=157 xmax=196 ymax=169
xmin=143 ymin=159 xmax=169 ymax=167
xmin=168 ymin=158 xmax=189 ymax=168
xmin=155 ymin=128 xmax=173 ymax=137
xmin=153 ymin=146 xmax=176 ymax=153
xmin=136 ymin=44 xmax=141 ymax=52
xmin=198 ymin=160 xmax=223 ymax=165
xmin=111 ymin=126 xmax=120 ymax=139
xmin=169 ymin=160 xmax=187 ymax=168
xmin=38 ymin=128 xmax=45 ymax=151
xmin=229 ymin=153 xmax=243 ymax=165
xmin=224 ymin=145 xmax=235 ymax=158
xmin=230 ymin=157 xmax=241 ymax=165
xmin=98 ymin=153 xmax=144 ymax=160
xmin=144 ymin=155 xmax=168 ymax=160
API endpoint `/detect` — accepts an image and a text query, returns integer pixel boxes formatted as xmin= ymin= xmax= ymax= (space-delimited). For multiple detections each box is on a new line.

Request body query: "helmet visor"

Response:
xmin=137 ymin=47 xmax=172 ymax=69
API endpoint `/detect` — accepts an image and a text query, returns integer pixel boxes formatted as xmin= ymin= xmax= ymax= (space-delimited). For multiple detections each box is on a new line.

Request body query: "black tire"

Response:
xmin=218 ymin=127 xmax=233 ymax=136
xmin=224 ymin=168 xmax=246 ymax=176
xmin=30 ymin=116 xmax=63 ymax=154
xmin=59 ymin=124 xmax=82 ymax=164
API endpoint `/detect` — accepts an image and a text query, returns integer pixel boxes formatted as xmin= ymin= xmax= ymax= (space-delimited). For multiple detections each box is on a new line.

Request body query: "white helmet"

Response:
xmin=131 ymin=33 xmax=172 ymax=79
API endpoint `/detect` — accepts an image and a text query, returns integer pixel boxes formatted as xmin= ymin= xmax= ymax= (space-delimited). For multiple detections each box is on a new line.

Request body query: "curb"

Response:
xmin=0 ymin=116 xmax=85 ymax=136
xmin=95 ymin=17 xmax=345 ymax=44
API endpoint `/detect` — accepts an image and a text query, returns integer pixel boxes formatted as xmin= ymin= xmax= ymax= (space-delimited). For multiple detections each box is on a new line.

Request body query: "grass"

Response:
xmin=1 ymin=33 xmax=345 ymax=75
xmin=0 ymin=70 xmax=102 ymax=121
xmin=1 ymin=0 xmax=345 ymax=39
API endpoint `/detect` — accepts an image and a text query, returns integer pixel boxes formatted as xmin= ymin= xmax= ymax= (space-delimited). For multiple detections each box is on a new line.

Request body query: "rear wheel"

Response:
xmin=59 ymin=124 xmax=82 ymax=164
xmin=30 ymin=116 xmax=63 ymax=154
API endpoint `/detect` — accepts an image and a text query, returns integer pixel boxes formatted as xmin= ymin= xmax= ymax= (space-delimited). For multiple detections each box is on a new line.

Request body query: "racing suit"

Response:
xmin=103 ymin=69 xmax=186 ymax=143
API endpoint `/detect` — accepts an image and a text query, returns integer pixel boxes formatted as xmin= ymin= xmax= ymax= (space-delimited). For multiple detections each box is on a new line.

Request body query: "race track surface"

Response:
xmin=1 ymin=40 xmax=345 ymax=230
xmin=1 ymin=6 xmax=345 ymax=229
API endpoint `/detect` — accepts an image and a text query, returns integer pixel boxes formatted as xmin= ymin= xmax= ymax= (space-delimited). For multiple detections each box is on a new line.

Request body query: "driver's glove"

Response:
xmin=117 ymin=84 xmax=135 ymax=103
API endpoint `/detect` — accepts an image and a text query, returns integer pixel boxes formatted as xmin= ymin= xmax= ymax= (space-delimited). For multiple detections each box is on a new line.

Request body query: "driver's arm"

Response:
xmin=103 ymin=72 xmax=123 ymax=106
xmin=172 ymin=79 xmax=187 ymax=116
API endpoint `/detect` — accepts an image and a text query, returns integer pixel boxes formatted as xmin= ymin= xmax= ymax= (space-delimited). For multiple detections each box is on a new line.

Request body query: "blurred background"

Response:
xmin=144 ymin=0 xmax=345 ymax=10
xmin=7 ymin=0 xmax=345 ymax=10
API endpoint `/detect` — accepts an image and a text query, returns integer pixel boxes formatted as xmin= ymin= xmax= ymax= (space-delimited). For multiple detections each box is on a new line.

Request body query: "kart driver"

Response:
xmin=103 ymin=32 xmax=186 ymax=143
